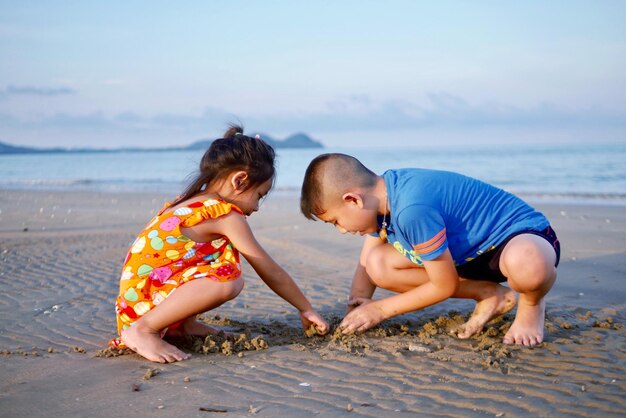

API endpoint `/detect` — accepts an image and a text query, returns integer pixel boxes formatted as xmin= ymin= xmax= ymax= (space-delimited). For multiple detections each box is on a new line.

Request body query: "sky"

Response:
xmin=1 ymin=1 xmax=625 ymax=149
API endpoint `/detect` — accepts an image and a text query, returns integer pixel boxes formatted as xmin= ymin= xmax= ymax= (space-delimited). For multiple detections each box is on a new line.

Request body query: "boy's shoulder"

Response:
xmin=385 ymin=167 xmax=461 ymax=180
xmin=384 ymin=167 xmax=459 ymax=197
xmin=385 ymin=168 xmax=446 ymax=215
xmin=385 ymin=167 xmax=487 ymax=193
xmin=385 ymin=167 xmax=497 ymax=216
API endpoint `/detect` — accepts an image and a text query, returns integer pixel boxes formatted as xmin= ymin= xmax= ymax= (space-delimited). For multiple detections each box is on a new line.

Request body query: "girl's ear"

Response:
xmin=341 ymin=192 xmax=364 ymax=208
xmin=231 ymin=171 xmax=249 ymax=192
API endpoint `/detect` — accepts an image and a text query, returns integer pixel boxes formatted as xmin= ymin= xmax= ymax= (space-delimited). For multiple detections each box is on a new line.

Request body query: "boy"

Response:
xmin=300 ymin=153 xmax=560 ymax=346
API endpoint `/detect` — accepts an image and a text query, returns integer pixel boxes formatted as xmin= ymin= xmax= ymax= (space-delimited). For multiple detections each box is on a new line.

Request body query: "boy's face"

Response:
xmin=317 ymin=194 xmax=378 ymax=236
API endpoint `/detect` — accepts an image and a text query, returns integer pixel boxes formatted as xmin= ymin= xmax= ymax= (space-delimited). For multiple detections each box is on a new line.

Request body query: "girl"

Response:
xmin=111 ymin=125 xmax=329 ymax=363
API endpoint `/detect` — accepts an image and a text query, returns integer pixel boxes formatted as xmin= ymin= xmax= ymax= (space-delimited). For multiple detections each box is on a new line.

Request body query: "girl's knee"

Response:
xmin=219 ymin=277 xmax=245 ymax=301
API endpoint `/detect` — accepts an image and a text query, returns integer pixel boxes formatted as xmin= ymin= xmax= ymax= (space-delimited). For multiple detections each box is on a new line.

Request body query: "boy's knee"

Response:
xmin=501 ymin=236 xmax=556 ymax=289
xmin=364 ymin=248 xmax=387 ymax=286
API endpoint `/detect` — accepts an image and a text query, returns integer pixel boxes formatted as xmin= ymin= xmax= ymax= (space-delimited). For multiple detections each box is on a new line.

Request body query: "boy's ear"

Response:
xmin=231 ymin=171 xmax=249 ymax=191
xmin=341 ymin=192 xmax=364 ymax=208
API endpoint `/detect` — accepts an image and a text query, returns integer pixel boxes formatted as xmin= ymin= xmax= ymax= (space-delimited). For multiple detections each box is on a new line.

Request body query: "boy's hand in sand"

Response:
xmin=300 ymin=310 xmax=329 ymax=335
xmin=345 ymin=297 xmax=363 ymax=315
xmin=340 ymin=297 xmax=386 ymax=334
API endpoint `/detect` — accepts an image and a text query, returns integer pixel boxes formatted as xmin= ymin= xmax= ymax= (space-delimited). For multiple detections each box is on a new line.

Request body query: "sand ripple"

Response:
xmin=1 ymin=191 xmax=624 ymax=417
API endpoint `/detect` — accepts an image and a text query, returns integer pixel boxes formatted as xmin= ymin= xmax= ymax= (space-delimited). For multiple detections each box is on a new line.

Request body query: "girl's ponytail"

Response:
xmin=173 ymin=124 xmax=276 ymax=205
xmin=222 ymin=124 xmax=244 ymax=139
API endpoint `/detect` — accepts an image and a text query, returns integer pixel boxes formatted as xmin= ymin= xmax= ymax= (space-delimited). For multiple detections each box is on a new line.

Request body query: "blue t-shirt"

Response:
xmin=378 ymin=168 xmax=549 ymax=266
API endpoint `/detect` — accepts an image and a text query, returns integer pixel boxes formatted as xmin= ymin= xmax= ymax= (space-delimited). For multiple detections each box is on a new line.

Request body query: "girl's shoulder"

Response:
xmin=161 ymin=197 xmax=244 ymax=228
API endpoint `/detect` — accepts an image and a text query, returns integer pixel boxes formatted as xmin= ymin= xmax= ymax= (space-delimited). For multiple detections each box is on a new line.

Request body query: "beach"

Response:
xmin=0 ymin=189 xmax=624 ymax=417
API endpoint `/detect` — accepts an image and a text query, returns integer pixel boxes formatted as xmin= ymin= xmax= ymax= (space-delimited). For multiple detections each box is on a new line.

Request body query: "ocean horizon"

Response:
xmin=1 ymin=141 xmax=625 ymax=206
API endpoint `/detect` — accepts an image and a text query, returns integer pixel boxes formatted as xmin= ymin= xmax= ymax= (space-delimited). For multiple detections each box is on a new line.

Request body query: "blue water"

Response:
xmin=1 ymin=142 xmax=625 ymax=203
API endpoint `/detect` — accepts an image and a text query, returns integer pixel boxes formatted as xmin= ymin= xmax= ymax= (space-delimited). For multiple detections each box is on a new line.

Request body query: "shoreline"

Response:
xmin=2 ymin=185 xmax=626 ymax=206
xmin=0 ymin=189 xmax=624 ymax=417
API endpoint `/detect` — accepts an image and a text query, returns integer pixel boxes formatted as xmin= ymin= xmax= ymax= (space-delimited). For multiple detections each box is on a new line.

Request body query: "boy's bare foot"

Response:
xmin=503 ymin=297 xmax=545 ymax=346
xmin=457 ymin=285 xmax=516 ymax=339
xmin=121 ymin=324 xmax=191 ymax=363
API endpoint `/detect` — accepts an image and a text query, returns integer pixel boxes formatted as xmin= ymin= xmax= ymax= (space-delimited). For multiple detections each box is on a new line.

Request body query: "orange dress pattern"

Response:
xmin=111 ymin=198 xmax=242 ymax=346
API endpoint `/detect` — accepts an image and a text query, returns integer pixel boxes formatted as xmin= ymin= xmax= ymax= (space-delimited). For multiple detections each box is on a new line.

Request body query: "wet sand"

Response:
xmin=0 ymin=190 xmax=624 ymax=417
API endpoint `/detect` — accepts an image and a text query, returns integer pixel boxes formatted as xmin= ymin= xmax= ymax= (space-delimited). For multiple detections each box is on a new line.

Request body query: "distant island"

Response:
xmin=0 ymin=132 xmax=323 ymax=154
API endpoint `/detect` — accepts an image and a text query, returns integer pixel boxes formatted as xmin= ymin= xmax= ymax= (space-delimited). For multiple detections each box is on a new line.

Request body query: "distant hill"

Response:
xmin=0 ymin=142 xmax=66 ymax=154
xmin=185 ymin=132 xmax=323 ymax=150
xmin=0 ymin=132 xmax=324 ymax=155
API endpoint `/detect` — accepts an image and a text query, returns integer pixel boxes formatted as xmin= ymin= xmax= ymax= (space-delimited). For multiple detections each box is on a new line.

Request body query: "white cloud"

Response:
xmin=1 ymin=85 xmax=76 ymax=97
xmin=1 ymin=93 xmax=625 ymax=148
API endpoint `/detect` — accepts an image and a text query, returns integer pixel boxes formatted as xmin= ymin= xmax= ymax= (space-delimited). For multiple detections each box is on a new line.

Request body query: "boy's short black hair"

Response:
xmin=300 ymin=153 xmax=377 ymax=220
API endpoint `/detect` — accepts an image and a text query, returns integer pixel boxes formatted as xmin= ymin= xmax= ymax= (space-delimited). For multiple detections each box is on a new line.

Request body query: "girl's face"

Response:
xmin=229 ymin=178 xmax=273 ymax=216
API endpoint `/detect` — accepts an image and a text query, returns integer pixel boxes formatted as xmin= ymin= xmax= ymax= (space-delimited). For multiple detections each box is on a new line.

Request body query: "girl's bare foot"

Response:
xmin=121 ymin=323 xmax=190 ymax=363
xmin=457 ymin=284 xmax=516 ymax=339
xmin=503 ymin=297 xmax=545 ymax=346
xmin=164 ymin=317 xmax=226 ymax=338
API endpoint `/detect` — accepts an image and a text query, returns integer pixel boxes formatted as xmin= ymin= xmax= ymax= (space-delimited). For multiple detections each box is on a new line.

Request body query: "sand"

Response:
xmin=0 ymin=189 xmax=624 ymax=417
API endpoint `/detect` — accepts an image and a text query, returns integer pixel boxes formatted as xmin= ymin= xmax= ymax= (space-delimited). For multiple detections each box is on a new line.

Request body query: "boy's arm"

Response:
xmin=347 ymin=236 xmax=381 ymax=312
xmin=339 ymin=249 xmax=459 ymax=333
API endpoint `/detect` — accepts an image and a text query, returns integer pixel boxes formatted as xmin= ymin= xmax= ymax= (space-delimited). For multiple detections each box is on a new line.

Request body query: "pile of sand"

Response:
xmin=95 ymin=309 xmax=623 ymax=376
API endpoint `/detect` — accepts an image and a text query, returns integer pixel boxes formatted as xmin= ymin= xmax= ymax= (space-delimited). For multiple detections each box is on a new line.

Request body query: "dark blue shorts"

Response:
xmin=455 ymin=226 xmax=560 ymax=283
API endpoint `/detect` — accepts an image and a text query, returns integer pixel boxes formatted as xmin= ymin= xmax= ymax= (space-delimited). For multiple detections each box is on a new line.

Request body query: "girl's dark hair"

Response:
xmin=174 ymin=124 xmax=276 ymax=204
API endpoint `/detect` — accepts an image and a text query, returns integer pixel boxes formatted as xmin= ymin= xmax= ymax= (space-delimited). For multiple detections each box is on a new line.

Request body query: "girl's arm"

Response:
xmin=195 ymin=212 xmax=328 ymax=333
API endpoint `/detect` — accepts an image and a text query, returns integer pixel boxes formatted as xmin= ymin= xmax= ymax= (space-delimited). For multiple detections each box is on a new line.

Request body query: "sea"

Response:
xmin=1 ymin=142 xmax=625 ymax=205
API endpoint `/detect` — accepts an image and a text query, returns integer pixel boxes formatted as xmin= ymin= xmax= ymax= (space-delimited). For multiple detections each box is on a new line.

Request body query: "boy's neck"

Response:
xmin=373 ymin=176 xmax=388 ymax=215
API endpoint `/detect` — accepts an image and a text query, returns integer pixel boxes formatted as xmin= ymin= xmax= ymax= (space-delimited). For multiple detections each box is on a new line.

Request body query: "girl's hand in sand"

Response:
xmin=300 ymin=310 xmax=329 ymax=335
xmin=340 ymin=298 xmax=386 ymax=334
